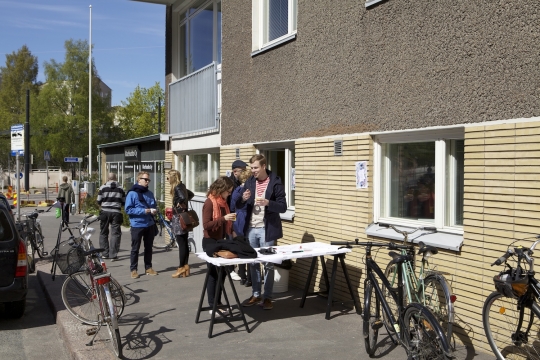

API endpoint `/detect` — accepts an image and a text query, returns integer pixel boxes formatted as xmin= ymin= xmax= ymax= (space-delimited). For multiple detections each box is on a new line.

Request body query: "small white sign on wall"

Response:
xmin=225 ymin=170 xmax=231 ymax=177
xmin=291 ymin=168 xmax=296 ymax=190
xmin=356 ymin=161 xmax=368 ymax=189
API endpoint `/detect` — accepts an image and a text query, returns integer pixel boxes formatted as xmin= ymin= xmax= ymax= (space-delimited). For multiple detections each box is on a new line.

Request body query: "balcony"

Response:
xmin=168 ymin=62 xmax=221 ymax=137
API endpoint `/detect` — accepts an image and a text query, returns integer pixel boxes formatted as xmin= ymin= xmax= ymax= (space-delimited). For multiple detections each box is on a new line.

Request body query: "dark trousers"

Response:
xmin=202 ymin=237 xmax=226 ymax=307
xmin=237 ymin=263 xmax=252 ymax=282
xmin=63 ymin=203 xmax=71 ymax=223
xmin=99 ymin=211 xmax=123 ymax=258
xmin=176 ymin=233 xmax=189 ymax=267
xmin=130 ymin=226 xmax=154 ymax=272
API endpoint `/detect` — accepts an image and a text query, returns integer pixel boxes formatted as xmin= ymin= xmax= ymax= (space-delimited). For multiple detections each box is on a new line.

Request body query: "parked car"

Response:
xmin=0 ymin=202 xmax=28 ymax=318
xmin=0 ymin=192 xmax=14 ymax=219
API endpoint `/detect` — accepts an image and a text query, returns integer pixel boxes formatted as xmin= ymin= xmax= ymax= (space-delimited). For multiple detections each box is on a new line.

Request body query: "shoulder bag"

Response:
xmin=176 ymin=187 xmax=199 ymax=232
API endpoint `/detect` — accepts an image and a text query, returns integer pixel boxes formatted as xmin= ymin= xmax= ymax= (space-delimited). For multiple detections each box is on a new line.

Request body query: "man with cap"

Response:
xmin=228 ymin=159 xmax=248 ymax=282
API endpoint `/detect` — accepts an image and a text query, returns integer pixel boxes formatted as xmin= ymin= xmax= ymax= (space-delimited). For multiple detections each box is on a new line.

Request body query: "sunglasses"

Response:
xmin=140 ymin=178 xmax=150 ymax=182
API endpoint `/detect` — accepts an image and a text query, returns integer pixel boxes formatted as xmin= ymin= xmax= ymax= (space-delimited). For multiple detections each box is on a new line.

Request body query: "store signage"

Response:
xmin=124 ymin=146 xmax=140 ymax=161
xmin=141 ymin=163 xmax=154 ymax=172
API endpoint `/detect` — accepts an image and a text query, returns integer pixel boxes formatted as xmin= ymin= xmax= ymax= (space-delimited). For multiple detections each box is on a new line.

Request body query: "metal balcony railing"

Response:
xmin=168 ymin=62 xmax=220 ymax=137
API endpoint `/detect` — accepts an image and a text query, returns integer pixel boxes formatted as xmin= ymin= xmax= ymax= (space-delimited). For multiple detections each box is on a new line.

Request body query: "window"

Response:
xmin=375 ymin=131 xmax=464 ymax=230
xmin=263 ymin=148 xmax=295 ymax=208
xmin=179 ymin=0 xmax=222 ymax=77
xmin=179 ymin=152 xmax=220 ymax=194
xmin=252 ymin=0 xmax=297 ymax=53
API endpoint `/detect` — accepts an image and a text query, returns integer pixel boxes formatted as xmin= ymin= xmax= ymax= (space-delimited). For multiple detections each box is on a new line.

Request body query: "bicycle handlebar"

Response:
xmin=330 ymin=239 xmax=396 ymax=248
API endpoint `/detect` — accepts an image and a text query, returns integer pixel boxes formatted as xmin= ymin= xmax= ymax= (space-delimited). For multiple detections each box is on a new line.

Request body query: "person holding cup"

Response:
xmin=125 ymin=171 xmax=160 ymax=279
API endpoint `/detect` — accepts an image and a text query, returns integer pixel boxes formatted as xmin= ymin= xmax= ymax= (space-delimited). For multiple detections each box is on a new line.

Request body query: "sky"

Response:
xmin=0 ymin=0 xmax=165 ymax=106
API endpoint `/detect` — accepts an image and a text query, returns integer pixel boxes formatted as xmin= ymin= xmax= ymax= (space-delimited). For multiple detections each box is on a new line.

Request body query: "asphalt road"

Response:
xmin=0 ymin=273 xmax=69 ymax=360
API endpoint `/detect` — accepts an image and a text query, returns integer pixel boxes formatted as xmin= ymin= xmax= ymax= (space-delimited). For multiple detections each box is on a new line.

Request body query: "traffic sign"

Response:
xmin=44 ymin=150 xmax=51 ymax=162
xmin=10 ymin=150 xmax=24 ymax=156
xmin=11 ymin=124 xmax=24 ymax=151
xmin=64 ymin=157 xmax=82 ymax=163
xmin=12 ymin=172 xmax=23 ymax=179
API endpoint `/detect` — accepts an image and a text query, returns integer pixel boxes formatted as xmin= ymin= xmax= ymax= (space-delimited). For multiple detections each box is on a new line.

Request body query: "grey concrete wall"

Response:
xmin=221 ymin=0 xmax=540 ymax=145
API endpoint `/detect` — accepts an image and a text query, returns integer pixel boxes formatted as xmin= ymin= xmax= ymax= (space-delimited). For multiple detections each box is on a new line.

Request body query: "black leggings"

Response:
xmin=176 ymin=233 xmax=189 ymax=267
xmin=202 ymin=237 xmax=227 ymax=307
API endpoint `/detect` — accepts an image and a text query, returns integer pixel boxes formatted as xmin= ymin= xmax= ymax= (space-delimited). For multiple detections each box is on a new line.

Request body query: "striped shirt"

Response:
xmin=97 ymin=181 xmax=126 ymax=213
xmin=251 ymin=177 xmax=270 ymax=228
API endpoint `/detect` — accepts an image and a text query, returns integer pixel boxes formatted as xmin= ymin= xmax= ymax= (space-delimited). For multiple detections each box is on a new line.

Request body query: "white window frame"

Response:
xmin=252 ymin=0 xmax=297 ymax=55
xmin=176 ymin=151 xmax=220 ymax=195
xmin=373 ymin=128 xmax=464 ymax=233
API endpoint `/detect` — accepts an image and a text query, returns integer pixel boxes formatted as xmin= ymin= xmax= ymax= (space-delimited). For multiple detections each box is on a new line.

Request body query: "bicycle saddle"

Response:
xmin=388 ymin=251 xmax=413 ymax=264
xmin=417 ymin=241 xmax=438 ymax=255
xmin=28 ymin=212 xmax=38 ymax=220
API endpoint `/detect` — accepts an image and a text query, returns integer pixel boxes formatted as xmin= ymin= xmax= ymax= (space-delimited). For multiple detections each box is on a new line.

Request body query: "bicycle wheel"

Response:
xmin=25 ymin=235 xmax=36 ymax=274
xmin=423 ymin=274 xmax=453 ymax=343
xmin=153 ymin=220 xmax=175 ymax=249
xmin=62 ymin=271 xmax=100 ymax=325
xmin=403 ymin=303 xmax=451 ymax=360
xmin=383 ymin=262 xmax=403 ymax=332
xmin=34 ymin=227 xmax=45 ymax=258
xmin=364 ymin=278 xmax=380 ymax=356
xmin=102 ymin=284 xmax=122 ymax=358
xmin=109 ymin=276 xmax=126 ymax=317
xmin=483 ymin=291 xmax=540 ymax=360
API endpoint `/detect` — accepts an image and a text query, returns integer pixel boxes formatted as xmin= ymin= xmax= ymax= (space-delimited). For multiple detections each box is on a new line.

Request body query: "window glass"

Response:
xmin=210 ymin=153 xmax=220 ymax=181
xmin=123 ymin=163 xmax=136 ymax=190
xmin=217 ymin=2 xmax=222 ymax=64
xmin=265 ymin=149 xmax=294 ymax=207
xmin=265 ymin=0 xmax=289 ymax=42
xmin=290 ymin=149 xmax=295 ymax=206
xmin=179 ymin=155 xmax=187 ymax=186
xmin=453 ymin=140 xmax=464 ymax=226
xmin=191 ymin=154 xmax=208 ymax=193
xmin=0 ymin=212 xmax=14 ymax=242
xmin=384 ymin=142 xmax=435 ymax=221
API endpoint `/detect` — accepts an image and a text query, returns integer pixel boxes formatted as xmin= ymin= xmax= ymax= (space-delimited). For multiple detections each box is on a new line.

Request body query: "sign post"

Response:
xmin=44 ymin=151 xmax=51 ymax=201
xmin=11 ymin=124 xmax=24 ymax=221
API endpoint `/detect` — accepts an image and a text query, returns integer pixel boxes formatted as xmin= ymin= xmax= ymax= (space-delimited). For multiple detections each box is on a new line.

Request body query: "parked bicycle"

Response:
xmin=483 ymin=236 xmax=540 ymax=360
xmin=331 ymin=239 xmax=452 ymax=359
xmin=19 ymin=209 xmax=48 ymax=273
xmin=377 ymin=223 xmax=456 ymax=343
xmin=153 ymin=211 xmax=177 ymax=250
xmin=51 ymin=215 xmax=125 ymax=358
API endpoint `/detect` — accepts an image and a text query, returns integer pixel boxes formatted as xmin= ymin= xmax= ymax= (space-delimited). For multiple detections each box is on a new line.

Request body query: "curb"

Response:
xmin=36 ymin=262 xmax=117 ymax=360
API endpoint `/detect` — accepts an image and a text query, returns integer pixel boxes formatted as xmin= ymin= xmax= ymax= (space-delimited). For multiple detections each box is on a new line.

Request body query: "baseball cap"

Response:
xmin=232 ymin=160 xmax=248 ymax=169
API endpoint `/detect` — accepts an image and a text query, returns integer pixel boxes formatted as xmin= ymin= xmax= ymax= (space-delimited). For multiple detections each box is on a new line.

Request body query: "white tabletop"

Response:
xmin=196 ymin=241 xmax=351 ymax=267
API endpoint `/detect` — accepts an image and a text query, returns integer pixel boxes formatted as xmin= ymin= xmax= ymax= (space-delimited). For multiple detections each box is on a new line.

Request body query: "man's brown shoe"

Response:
xmin=262 ymin=298 xmax=273 ymax=310
xmin=131 ymin=270 xmax=139 ymax=279
xmin=145 ymin=268 xmax=158 ymax=276
xmin=242 ymin=296 xmax=261 ymax=307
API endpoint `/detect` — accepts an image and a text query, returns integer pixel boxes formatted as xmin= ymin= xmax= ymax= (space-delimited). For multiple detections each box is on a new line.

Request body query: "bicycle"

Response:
xmin=19 ymin=209 xmax=48 ymax=273
xmin=153 ymin=211 xmax=177 ymax=250
xmin=331 ymin=238 xmax=452 ymax=359
xmin=377 ymin=223 xmax=455 ymax=343
xmin=51 ymin=215 xmax=125 ymax=358
xmin=483 ymin=236 xmax=540 ymax=360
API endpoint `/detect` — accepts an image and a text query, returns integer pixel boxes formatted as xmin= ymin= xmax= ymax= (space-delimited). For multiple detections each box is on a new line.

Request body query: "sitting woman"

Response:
xmin=202 ymin=176 xmax=236 ymax=314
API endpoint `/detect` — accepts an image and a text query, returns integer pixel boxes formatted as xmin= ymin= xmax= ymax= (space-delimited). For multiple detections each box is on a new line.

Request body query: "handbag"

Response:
xmin=179 ymin=209 xmax=199 ymax=232
xmin=213 ymin=250 xmax=238 ymax=259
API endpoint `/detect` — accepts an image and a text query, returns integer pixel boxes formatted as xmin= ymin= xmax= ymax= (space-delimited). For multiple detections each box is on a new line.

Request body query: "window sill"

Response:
xmin=365 ymin=223 xmax=463 ymax=252
xmin=251 ymin=32 xmax=297 ymax=57
xmin=280 ymin=209 xmax=295 ymax=221
xmin=365 ymin=0 xmax=386 ymax=8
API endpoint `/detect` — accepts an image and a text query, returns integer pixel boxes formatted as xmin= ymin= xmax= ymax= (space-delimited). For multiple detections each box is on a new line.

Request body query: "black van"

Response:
xmin=0 ymin=203 xmax=28 ymax=318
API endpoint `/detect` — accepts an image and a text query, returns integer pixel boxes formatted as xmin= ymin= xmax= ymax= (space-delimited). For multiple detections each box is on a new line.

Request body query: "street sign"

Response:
xmin=10 ymin=150 xmax=24 ymax=156
xmin=11 ymin=124 xmax=24 ymax=152
xmin=64 ymin=157 xmax=81 ymax=163
xmin=44 ymin=150 xmax=51 ymax=162
xmin=12 ymin=172 xmax=23 ymax=179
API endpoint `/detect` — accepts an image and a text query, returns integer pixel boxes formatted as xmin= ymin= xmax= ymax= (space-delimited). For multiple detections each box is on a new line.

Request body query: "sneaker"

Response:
xmin=262 ymin=298 xmax=273 ymax=310
xmin=110 ymin=257 xmax=118 ymax=262
xmin=131 ymin=270 xmax=139 ymax=279
xmin=145 ymin=268 xmax=158 ymax=276
xmin=229 ymin=271 xmax=241 ymax=281
xmin=208 ymin=308 xmax=230 ymax=317
xmin=242 ymin=296 xmax=261 ymax=307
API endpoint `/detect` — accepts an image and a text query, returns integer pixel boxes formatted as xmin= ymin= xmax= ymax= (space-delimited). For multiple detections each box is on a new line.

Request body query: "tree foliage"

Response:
xmin=117 ymin=83 xmax=165 ymax=139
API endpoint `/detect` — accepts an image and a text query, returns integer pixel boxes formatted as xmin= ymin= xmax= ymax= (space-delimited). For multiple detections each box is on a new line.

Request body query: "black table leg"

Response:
xmin=195 ymin=264 xmax=211 ymax=324
xmin=320 ymin=255 xmax=330 ymax=291
xmin=339 ymin=254 xmax=361 ymax=314
xmin=300 ymin=256 xmax=317 ymax=308
xmin=224 ymin=266 xmax=251 ymax=333
xmin=208 ymin=266 xmax=224 ymax=338
xmin=325 ymin=254 xmax=340 ymax=320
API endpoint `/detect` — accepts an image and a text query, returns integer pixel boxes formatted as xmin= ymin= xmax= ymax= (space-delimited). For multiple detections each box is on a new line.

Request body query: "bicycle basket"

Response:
xmin=52 ymin=239 xmax=86 ymax=275
xmin=493 ymin=268 xmax=529 ymax=298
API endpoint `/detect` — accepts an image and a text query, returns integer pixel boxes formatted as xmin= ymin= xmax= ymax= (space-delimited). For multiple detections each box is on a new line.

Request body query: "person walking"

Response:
xmin=97 ymin=173 xmax=126 ymax=261
xmin=230 ymin=167 xmax=253 ymax=286
xmin=202 ymin=176 xmax=235 ymax=315
xmin=125 ymin=171 xmax=159 ymax=279
xmin=237 ymin=154 xmax=287 ymax=310
xmin=168 ymin=170 xmax=195 ymax=278
xmin=58 ymin=176 xmax=75 ymax=223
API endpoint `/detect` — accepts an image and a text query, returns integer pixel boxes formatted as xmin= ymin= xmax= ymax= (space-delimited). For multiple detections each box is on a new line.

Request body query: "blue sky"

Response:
xmin=0 ymin=0 xmax=165 ymax=106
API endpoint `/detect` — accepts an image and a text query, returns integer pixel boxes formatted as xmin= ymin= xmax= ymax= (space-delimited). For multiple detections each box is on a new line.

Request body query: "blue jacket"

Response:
xmin=230 ymin=185 xmax=248 ymax=236
xmin=235 ymin=170 xmax=287 ymax=241
xmin=125 ymin=190 xmax=157 ymax=228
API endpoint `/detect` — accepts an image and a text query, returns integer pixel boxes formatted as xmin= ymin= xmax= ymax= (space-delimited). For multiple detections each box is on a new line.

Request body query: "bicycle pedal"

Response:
xmin=372 ymin=320 xmax=384 ymax=330
xmin=42 ymin=251 xmax=49 ymax=256
xmin=86 ymin=327 xmax=98 ymax=336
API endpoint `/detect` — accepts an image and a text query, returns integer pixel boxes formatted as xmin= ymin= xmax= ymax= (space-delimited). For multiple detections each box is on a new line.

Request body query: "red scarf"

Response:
xmin=208 ymin=194 xmax=232 ymax=235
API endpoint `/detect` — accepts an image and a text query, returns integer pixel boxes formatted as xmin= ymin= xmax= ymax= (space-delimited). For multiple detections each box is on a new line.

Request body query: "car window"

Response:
xmin=0 ymin=211 xmax=14 ymax=241
xmin=0 ymin=196 xmax=9 ymax=209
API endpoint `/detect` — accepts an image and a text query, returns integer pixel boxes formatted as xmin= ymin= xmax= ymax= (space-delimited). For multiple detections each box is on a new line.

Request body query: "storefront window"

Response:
xmin=191 ymin=154 xmax=208 ymax=193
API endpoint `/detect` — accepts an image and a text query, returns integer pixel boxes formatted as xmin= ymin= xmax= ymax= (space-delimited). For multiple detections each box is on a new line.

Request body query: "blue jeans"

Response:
xmin=248 ymin=227 xmax=275 ymax=300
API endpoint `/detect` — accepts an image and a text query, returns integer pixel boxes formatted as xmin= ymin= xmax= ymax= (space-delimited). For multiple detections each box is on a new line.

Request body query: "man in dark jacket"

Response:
xmin=58 ymin=176 xmax=75 ymax=223
xmin=228 ymin=159 xmax=248 ymax=282
xmin=97 ymin=173 xmax=126 ymax=261
xmin=236 ymin=154 xmax=287 ymax=310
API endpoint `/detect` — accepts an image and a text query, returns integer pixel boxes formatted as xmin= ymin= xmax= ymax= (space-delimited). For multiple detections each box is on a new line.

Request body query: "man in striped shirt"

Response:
xmin=97 ymin=173 xmax=126 ymax=261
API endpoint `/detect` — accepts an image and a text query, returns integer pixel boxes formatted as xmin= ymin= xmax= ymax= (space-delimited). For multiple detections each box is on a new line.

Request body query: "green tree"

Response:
xmin=117 ymin=83 xmax=165 ymax=139
xmin=0 ymin=45 xmax=39 ymax=169
xmin=32 ymin=39 xmax=117 ymax=171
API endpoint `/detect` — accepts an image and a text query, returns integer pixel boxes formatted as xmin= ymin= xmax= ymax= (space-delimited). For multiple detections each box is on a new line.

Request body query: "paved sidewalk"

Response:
xmin=34 ymin=211 xmax=493 ymax=360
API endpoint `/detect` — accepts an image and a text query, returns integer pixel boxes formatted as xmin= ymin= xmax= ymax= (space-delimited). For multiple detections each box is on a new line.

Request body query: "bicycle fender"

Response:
xmin=424 ymin=274 xmax=455 ymax=324
xmin=405 ymin=303 xmax=452 ymax=355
